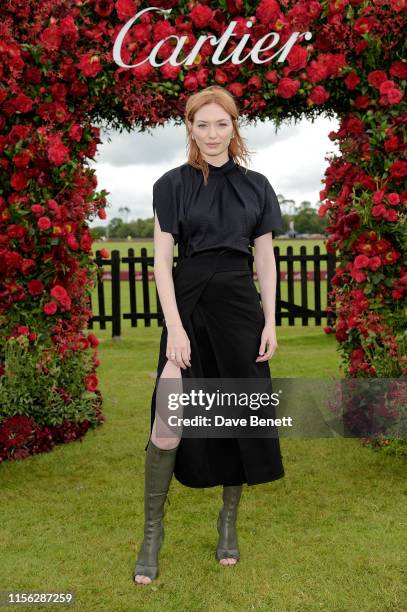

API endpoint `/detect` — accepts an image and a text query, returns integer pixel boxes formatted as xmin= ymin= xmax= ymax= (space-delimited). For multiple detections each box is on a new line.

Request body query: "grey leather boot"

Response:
xmin=215 ymin=484 xmax=242 ymax=563
xmin=133 ymin=439 xmax=178 ymax=583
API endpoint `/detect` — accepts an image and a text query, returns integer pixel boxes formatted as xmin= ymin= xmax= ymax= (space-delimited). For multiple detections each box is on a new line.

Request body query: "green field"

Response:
xmin=2 ymin=322 xmax=406 ymax=610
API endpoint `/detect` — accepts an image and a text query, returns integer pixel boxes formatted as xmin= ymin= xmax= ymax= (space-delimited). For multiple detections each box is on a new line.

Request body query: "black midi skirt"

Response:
xmin=145 ymin=248 xmax=285 ymax=488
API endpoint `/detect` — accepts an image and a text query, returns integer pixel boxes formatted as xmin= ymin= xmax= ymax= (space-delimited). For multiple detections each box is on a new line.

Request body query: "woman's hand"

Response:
xmin=166 ymin=323 xmax=191 ymax=369
xmin=255 ymin=322 xmax=278 ymax=362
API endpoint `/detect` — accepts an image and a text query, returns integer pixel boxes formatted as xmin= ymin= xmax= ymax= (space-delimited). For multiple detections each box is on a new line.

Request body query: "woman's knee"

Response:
xmin=151 ymin=416 xmax=181 ymax=450
xmin=153 ymin=360 xmax=183 ymax=450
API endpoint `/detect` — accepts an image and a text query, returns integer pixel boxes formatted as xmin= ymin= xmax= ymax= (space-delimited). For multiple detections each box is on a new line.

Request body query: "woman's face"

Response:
xmin=188 ymin=102 xmax=234 ymax=161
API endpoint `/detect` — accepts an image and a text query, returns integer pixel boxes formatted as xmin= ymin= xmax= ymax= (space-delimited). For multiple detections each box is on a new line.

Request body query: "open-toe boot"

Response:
xmin=133 ymin=439 xmax=178 ymax=583
xmin=215 ymin=484 xmax=242 ymax=564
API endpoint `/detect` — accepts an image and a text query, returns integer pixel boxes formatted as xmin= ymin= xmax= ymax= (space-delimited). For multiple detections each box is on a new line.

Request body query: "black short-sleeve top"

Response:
xmin=152 ymin=155 xmax=282 ymax=258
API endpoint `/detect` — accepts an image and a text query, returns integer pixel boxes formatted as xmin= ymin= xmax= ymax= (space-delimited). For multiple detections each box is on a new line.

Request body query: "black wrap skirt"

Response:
xmin=145 ymin=248 xmax=285 ymax=488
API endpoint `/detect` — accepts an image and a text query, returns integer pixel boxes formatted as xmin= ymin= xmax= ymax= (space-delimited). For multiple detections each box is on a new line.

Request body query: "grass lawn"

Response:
xmin=1 ymin=324 xmax=406 ymax=611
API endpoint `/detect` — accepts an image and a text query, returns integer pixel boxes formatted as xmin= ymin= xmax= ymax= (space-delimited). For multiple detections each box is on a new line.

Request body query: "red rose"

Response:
xmin=7 ymin=224 xmax=25 ymax=239
xmin=287 ymin=46 xmax=307 ymax=72
xmin=346 ymin=116 xmax=364 ymax=135
xmin=58 ymin=296 xmax=71 ymax=310
xmin=13 ymin=93 xmax=33 ymax=113
xmin=10 ymin=172 xmax=28 ymax=191
xmin=40 ymin=25 xmax=62 ymax=51
xmin=389 ymin=160 xmax=407 ymax=179
xmin=229 ymin=83 xmax=244 ymax=97
xmin=309 ymin=86 xmax=329 ymax=105
xmin=265 ymin=70 xmax=278 ymax=84
xmin=372 ymin=204 xmax=386 ymax=218
xmin=215 ymin=69 xmax=228 ymax=85
xmin=354 ymin=254 xmax=369 ymax=269
xmin=256 ymin=0 xmax=280 ymax=24
xmin=51 ymin=285 xmax=68 ymax=301
xmin=67 ymin=235 xmax=79 ymax=250
xmin=382 ymin=250 xmax=401 ymax=265
xmin=190 ymin=4 xmax=213 ymax=28
xmin=12 ymin=151 xmax=31 ymax=168
xmin=47 ymin=199 xmax=59 ymax=210
xmin=372 ymin=190 xmax=385 ymax=204
xmin=38 ymin=216 xmax=51 ymax=230
xmin=390 ymin=60 xmax=407 ymax=79
xmin=60 ymin=15 xmax=79 ymax=45
xmin=31 ymin=205 xmax=45 ymax=215
xmin=351 ymin=269 xmax=367 ymax=283
xmin=77 ymin=52 xmax=102 ymax=78
xmin=344 ymin=72 xmax=360 ymax=90
xmin=384 ymin=134 xmax=399 ymax=152
xmin=47 ymin=134 xmax=70 ymax=166
xmin=132 ymin=61 xmax=153 ymax=81
xmin=367 ymin=70 xmax=388 ymax=88
xmin=277 ymin=77 xmax=300 ymax=99
xmin=387 ymin=193 xmax=400 ymax=206
xmin=68 ymin=124 xmax=83 ymax=142
xmin=43 ymin=301 xmax=58 ymax=315
xmin=84 ymin=373 xmax=98 ymax=392
xmin=384 ymin=208 xmax=398 ymax=222
xmin=115 ymin=0 xmax=138 ymax=21
xmin=88 ymin=333 xmax=99 ymax=348
xmin=368 ymin=256 xmax=381 ymax=272
xmin=95 ymin=0 xmax=114 ymax=17
xmin=28 ymin=279 xmax=45 ymax=296
xmin=161 ymin=63 xmax=181 ymax=80
xmin=354 ymin=95 xmax=371 ymax=109
xmin=184 ymin=74 xmax=199 ymax=91
xmin=247 ymin=75 xmax=262 ymax=91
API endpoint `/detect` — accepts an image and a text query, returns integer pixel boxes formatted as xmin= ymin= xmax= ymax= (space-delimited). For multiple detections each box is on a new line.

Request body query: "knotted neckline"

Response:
xmin=207 ymin=156 xmax=236 ymax=175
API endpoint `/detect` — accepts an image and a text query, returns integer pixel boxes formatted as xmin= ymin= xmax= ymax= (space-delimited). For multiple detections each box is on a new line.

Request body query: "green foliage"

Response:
xmin=0 ymin=336 xmax=99 ymax=427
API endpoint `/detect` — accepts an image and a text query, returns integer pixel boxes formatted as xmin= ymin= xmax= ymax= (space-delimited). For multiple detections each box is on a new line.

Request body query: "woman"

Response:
xmin=133 ymin=85 xmax=285 ymax=585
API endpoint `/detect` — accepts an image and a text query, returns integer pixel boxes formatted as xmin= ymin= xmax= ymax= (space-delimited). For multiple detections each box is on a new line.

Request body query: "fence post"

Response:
xmin=141 ymin=247 xmax=152 ymax=326
xmin=313 ymin=245 xmax=321 ymax=325
xmin=275 ymin=245 xmax=281 ymax=326
xmin=111 ymin=249 xmax=121 ymax=339
xmin=300 ymin=245 xmax=308 ymax=326
xmin=127 ymin=247 xmax=138 ymax=328
xmin=326 ymin=250 xmax=337 ymax=327
xmin=287 ymin=246 xmax=294 ymax=325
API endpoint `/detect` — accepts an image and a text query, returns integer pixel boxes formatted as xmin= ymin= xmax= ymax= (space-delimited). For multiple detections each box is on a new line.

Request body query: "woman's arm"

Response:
xmin=153 ymin=214 xmax=191 ymax=369
xmin=253 ymin=233 xmax=278 ymax=362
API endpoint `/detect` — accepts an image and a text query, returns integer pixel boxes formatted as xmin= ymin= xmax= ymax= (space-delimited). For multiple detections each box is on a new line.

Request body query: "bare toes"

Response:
xmin=219 ymin=558 xmax=237 ymax=565
xmin=134 ymin=575 xmax=152 ymax=584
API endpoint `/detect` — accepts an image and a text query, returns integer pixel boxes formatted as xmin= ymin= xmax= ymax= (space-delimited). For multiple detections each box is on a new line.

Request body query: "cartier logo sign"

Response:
xmin=113 ymin=6 xmax=312 ymax=69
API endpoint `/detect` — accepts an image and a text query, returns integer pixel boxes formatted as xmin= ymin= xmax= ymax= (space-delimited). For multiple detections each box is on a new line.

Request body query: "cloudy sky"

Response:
xmin=88 ymin=113 xmax=340 ymax=227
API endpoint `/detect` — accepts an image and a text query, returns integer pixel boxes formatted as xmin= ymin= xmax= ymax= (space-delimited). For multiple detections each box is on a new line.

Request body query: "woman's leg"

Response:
xmin=134 ymin=360 xmax=182 ymax=585
xmin=151 ymin=359 xmax=183 ymax=450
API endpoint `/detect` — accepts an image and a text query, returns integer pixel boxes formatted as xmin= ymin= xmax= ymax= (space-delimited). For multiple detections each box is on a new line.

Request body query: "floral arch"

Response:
xmin=0 ymin=0 xmax=405 ymax=461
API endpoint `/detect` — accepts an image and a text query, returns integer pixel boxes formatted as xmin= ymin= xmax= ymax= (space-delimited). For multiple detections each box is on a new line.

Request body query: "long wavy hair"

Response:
xmin=185 ymin=86 xmax=252 ymax=185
